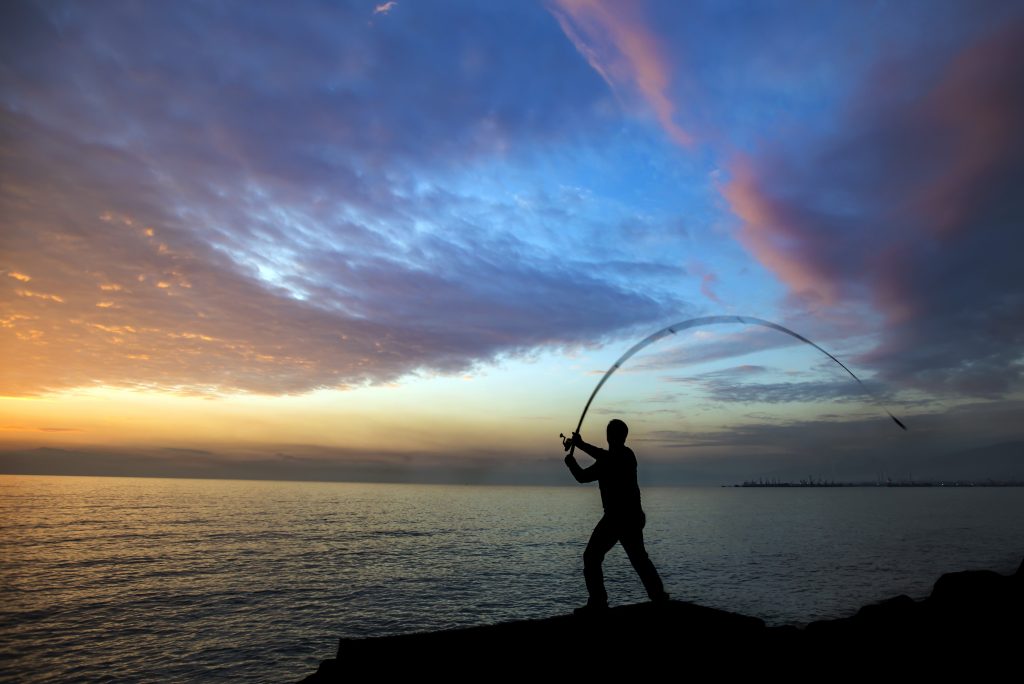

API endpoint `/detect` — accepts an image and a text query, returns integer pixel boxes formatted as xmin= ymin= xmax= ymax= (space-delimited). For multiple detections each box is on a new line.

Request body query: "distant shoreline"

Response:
xmin=729 ymin=480 xmax=1024 ymax=487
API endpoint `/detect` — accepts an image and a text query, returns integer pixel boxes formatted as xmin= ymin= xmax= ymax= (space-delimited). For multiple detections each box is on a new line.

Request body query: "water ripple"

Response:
xmin=1 ymin=476 xmax=1022 ymax=683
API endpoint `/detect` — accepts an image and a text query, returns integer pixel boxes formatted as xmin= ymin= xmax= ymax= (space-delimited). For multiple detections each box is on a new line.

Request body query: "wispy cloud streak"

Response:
xmin=549 ymin=0 xmax=691 ymax=145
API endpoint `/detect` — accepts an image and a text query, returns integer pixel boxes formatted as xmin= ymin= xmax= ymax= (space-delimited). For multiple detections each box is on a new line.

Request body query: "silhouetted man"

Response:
xmin=563 ymin=419 xmax=669 ymax=614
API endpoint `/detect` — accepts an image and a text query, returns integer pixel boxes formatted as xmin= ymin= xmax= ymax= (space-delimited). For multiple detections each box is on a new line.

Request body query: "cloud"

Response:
xmin=0 ymin=443 xmax=566 ymax=485
xmin=549 ymin=0 xmax=691 ymax=145
xmin=688 ymin=260 xmax=721 ymax=304
xmin=678 ymin=378 xmax=867 ymax=405
xmin=637 ymin=399 xmax=1024 ymax=477
xmin=657 ymin=362 xmax=886 ymax=406
xmin=689 ymin=364 xmax=767 ymax=378
xmin=0 ymin=110 xmax=676 ymax=396
xmin=0 ymin=2 xmax=682 ymax=396
xmin=631 ymin=327 xmax=798 ymax=372
xmin=722 ymin=20 xmax=1024 ymax=398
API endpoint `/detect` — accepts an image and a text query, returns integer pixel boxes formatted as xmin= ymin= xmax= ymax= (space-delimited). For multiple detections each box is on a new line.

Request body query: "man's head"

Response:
xmin=606 ymin=419 xmax=628 ymax=446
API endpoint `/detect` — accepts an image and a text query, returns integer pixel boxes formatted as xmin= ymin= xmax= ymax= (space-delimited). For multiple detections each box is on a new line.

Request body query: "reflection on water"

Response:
xmin=1 ymin=475 xmax=1022 ymax=682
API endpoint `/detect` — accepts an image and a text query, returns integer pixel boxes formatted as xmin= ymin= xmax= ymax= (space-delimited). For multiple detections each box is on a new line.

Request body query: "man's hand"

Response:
xmin=561 ymin=432 xmax=582 ymax=451
xmin=561 ymin=432 xmax=583 ymax=455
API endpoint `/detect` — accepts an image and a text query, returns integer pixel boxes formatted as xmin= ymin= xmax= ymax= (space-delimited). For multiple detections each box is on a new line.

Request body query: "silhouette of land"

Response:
xmin=732 ymin=479 xmax=1024 ymax=487
xmin=300 ymin=558 xmax=1022 ymax=679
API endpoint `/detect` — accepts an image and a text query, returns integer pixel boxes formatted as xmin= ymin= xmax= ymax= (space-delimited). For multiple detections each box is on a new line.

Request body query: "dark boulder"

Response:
xmin=300 ymin=557 xmax=1024 ymax=681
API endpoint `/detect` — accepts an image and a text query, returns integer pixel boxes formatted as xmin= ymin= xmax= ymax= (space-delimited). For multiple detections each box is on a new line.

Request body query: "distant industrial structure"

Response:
xmin=732 ymin=475 xmax=1024 ymax=487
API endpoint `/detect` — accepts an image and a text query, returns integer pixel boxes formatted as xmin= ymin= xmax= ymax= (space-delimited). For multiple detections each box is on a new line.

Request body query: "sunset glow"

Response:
xmin=2 ymin=1 xmax=1022 ymax=483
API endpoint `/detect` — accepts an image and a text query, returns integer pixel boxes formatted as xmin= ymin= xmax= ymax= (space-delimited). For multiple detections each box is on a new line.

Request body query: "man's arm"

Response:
xmin=571 ymin=432 xmax=608 ymax=461
xmin=564 ymin=453 xmax=600 ymax=483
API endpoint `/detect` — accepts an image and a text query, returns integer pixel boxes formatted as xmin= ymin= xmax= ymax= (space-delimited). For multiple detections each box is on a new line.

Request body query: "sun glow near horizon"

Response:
xmin=0 ymin=326 xmax=933 ymax=474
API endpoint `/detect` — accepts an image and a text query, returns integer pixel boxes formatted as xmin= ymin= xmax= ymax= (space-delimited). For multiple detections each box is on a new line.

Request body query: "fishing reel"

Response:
xmin=559 ymin=432 xmax=577 ymax=452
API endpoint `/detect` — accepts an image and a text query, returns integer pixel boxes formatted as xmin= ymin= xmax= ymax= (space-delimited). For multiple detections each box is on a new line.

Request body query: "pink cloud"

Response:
xmin=687 ymin=260 xmax=722 ymax=304
xmin=550 ymin=0 xmax=692 ymax=145
xmin=913 ymin=22 xmax=1024 ymax=240
xmin=722 ymin=159 xmax=841 ymax=307
xmin=721 ymin=20 xmax=1024 ymax=396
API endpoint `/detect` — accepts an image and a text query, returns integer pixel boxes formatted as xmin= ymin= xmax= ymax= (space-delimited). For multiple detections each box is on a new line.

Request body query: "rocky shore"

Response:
xmin=300 ymin=558 xmax=1022 ymax=679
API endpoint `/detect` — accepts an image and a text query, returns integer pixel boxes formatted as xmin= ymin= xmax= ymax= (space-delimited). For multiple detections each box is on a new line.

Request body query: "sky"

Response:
xmin=1 ymin=0 xmax=1022 ymax=484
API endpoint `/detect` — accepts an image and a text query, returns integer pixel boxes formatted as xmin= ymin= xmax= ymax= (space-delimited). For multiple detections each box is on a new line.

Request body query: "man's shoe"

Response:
xmin=573 ymin=601 xmax=609 ymax=617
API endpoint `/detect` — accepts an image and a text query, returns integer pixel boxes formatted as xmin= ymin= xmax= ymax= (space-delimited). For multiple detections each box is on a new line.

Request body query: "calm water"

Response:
xmin=1 ymin=475 xmax=1022 ymax=682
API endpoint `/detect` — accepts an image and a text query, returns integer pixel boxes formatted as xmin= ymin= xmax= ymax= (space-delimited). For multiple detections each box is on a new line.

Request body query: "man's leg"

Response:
xmin=620 ymin=515 xmax=667 ymax=600
xmin=583 ymin=515 xmax=618 ymax=607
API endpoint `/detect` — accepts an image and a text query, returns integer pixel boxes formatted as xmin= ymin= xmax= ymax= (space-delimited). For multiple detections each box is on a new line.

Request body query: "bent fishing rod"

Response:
xmin=562 ymin=315 xmax=906 ymax=459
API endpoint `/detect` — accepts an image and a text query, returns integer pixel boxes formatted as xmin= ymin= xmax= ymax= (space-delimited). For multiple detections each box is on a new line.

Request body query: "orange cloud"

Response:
xmin=550 ymin=0 xmax=691 ymax=146
xmin=15 ymin=289 xmax=65 ymax=303
xmin=7 ymin=272 xmax=31 ymax=282
xmin=91 ymin=323 xmax=137 ymax=334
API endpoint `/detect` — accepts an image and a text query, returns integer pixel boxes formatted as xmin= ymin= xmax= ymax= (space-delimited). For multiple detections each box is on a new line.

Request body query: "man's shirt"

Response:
xmin=566 ymin=442 xmax=643 ymax=516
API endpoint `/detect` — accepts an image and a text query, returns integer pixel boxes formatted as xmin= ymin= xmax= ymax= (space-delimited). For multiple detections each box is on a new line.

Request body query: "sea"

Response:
xmin=1 ymin=475 xmax=1022 ymax=682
